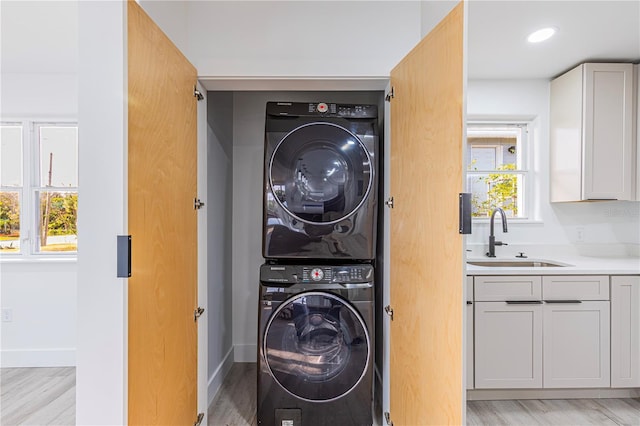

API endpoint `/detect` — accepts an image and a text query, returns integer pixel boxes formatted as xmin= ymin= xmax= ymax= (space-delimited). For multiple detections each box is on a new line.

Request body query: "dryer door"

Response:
xmin=269 ymin=122 xmax=373 ymax=225
xmin=263 ymin=291 xmax=370 ymax=402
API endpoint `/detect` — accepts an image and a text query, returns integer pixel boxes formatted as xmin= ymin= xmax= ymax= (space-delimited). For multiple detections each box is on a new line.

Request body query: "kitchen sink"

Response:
xmin=467 ymin=260 xmax=570 ymax=267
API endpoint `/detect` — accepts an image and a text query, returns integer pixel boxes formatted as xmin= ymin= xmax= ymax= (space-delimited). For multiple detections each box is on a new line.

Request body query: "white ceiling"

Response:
xmin=467 ymin=0 xmax=640 ymax=79
xmin=0 ymin=1 xmax=638 ymax=80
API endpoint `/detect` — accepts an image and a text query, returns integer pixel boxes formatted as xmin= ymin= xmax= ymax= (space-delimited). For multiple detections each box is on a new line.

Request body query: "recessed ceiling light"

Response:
xmin=527 ymin=27 xmax=557 ymax=43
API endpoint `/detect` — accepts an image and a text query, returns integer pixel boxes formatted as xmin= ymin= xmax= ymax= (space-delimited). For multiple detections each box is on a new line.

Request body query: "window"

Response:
xmin=0 ymin=125 xmax=22 ymax=252
xmin=466 ymin=123 xmax=530 ymax=219
xmin=0 ymin=122 xmax=78 ymax=255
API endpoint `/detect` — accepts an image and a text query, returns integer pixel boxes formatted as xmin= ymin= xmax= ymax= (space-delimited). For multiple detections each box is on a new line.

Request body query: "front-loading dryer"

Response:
xmin=263 ymin=101 xmax=378 ymax=261
xmin=257 ymin=263 xmax=374 ymax=426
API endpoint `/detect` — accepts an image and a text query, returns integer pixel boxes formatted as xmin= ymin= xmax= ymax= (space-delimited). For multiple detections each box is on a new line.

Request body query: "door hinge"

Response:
xmin=193 ymin=412 xmax=204 ymax=426
xmin=384 ymin=305 xmax=394 ymax=321
xmin=385 ymin=86 xmax=395 ymax=102
xmin=194 ymin=198 xmax=205 ymax=210
xmin=385 ymin=196 xmax=394 ymax=209
xmin=194 ymin=86 xmax=204 ymax=101
xmin=384 ymin=411 xmax=394 ymax=426
xmin=194 ymin=307 xmax=205 ymax=322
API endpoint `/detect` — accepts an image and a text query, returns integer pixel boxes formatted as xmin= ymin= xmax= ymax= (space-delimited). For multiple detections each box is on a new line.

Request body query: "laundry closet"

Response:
xmin=205 ymin=92 xmax=386 ymax=417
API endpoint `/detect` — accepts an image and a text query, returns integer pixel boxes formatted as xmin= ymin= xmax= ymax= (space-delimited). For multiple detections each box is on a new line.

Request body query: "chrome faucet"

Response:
xmin=486 ymin=208 xmax=508 ymax=257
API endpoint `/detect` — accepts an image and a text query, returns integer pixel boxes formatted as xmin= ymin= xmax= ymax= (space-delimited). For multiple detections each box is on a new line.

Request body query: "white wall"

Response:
xmin=1 ymin=2 xmax=79 ymax=369
xmin=420 ymin=0 xmax=458 ymax=37
xmin=206 ymin=92 xmax=234 ymax=403
xmin=0 ymin=261 xmax=77 ymax=367
xmin=231 ymin=91 xmax=383 ymax=361
xmin=143 ymin=1 xmax=421 ymax=79
xmin=466 ymin=79 xmax=640 ymax=252
xmin=76 ymin=2 xmax=127 ymax=424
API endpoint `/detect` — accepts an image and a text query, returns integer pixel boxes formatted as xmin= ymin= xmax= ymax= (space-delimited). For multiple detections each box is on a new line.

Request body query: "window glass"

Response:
xmin=0 ymin=191 xmax=20 ymax=253
xmin=39 ymin=126 xmax=78 ymax=187
xmin=38 ymin=190 xmax=78 ymax=252
xmin=467 ymin=124 xmax=527 ymax=219
xmin=1 ymin=125 xmax=22 ymax=186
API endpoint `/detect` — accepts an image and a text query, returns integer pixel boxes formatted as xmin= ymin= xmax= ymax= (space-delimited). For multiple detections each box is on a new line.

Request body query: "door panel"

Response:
xmin=128 ymin=2 xmax=198 ymax=424
xmin=389 ymin=2 xmax=465 ymax=424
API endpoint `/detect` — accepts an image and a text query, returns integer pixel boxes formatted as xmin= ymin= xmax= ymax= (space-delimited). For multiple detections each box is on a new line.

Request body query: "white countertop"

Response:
xmin=465 ymin=244 xmax=640 ymax=275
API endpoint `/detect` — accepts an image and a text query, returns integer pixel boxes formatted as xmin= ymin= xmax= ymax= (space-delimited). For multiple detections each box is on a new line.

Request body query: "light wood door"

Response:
xmin=474 ymin=302 xmax=543 ymax=389
xmin=611 ymin=276 xmax=640 ymax=387
xmin=388 ymin=2 xmax=465 ymax=424
xmin=543 ymin=301 xmax=610 ymax=388
xmin=127 ymin=2 xmax=198 ymax=424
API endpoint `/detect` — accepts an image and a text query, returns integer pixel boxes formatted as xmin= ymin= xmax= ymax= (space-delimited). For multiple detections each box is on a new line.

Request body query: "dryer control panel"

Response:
xmin=266 ymin=101 xmax=378 ymax=119
xmin=260 ymin=264 xmax=373 ymax=284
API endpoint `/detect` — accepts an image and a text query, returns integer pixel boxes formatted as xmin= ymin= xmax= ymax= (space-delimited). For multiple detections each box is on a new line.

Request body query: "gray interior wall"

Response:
xmin=206 ymin=93 xmax=234 ymax=400
xmin=231 ymin=91 xmax=384 ymax=362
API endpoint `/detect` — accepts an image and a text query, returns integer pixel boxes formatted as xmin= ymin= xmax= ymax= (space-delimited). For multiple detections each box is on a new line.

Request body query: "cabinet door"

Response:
xmin=128 ymin=2 xmax=198 ymax=423
xmin=466 ymin=277 xmax=474 ymax=390
xmin=583 ymin=63 xmax=634 ymax=200
xmin=388 ymin=3 xmax=465 ymax=424
xmin=543 ymin=301 xmax=610 ymax=388
xmin=611 ymin=276 xmax=640 ymax=388
xmin=474 ymin=302 xmax=543 ymax=389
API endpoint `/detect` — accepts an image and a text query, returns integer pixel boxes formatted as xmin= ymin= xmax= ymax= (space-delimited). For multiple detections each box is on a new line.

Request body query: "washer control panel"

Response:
xmin=260 ymin=263 xmax=374 ymax=284
xmin=302 ymin=265 xmax=373 ymax=284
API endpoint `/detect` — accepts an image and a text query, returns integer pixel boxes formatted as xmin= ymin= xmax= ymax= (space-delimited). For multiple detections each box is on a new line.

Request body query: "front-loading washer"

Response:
xmin=263 ymin=101 xmax=378 ymax=261
xmin=257 ymin=263 xmax=374 ymax=426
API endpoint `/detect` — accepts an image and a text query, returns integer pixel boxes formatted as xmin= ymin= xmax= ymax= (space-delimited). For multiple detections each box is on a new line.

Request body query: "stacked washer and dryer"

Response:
xmin=258 ymin=101 xmax=379 ymax=426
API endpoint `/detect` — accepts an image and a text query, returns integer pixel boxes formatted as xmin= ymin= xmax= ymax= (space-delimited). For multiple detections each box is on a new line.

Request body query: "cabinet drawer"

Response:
xmin=475 ymin=276 xmax=542 ymax=301
xmin=542 ymin=276 xmax=609 ymax=300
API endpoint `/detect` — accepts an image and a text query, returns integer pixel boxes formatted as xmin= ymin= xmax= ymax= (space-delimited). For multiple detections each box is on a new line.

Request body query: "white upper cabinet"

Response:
xmin=550 ymin=63 xmax=635 ymax=202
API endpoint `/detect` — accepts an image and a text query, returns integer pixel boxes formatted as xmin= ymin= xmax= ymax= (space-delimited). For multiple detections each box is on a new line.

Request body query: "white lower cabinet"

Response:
xmin=473 ymin=275 xmax=620 ymax=390
xmin=611 ymin=276 xmax=640 ymax=387
xmin=474 ymin=301 xmax=543 ymax=388
xmin=543 ymin=301 xmax=610 ymax=388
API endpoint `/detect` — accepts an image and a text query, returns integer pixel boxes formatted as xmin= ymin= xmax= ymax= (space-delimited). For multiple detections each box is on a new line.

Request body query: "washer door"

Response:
xmin=269 ymin=122 xmax=373 ymax=225
xmin=263 ymin=292 xmax=370 ymax=402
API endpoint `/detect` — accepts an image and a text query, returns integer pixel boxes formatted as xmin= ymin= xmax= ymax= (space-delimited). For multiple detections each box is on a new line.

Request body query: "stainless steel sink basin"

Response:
xmin=467 ymin=260 xmax=569 ymax=267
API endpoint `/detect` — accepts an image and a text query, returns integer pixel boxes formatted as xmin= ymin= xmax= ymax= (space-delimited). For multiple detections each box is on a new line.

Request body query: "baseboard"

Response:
xmin=207 ymin=346 xmax=234 ymax=406
xmin=0 ymin=348 xmax=75 ymax=367
xmin=468 ymin=387 xmax=640 ymax=401
xmin=233 ymin=344 xmax=257 ymax=362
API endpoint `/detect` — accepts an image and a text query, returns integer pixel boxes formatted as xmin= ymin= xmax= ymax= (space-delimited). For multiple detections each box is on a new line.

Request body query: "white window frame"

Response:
xmin=466 ymin=121 xmax=534 ymax=222
xmin=0 ymin=119 xmax=78 ymax=258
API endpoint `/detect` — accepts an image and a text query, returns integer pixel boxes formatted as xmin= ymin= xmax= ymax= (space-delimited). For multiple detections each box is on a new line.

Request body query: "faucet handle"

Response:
xmin=494 ymin=241 xmax=508 ymax=246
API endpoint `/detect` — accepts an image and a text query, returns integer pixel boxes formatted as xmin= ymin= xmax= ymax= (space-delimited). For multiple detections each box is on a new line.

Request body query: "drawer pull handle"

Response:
xmin=544 ymin=300 xmax=582 ymax=304
xmin=505 ymin=300 xmax=543 ymax=304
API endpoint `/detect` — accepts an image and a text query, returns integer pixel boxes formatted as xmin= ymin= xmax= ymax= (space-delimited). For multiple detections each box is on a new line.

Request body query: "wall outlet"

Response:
xmin=575 ymin=226 xmax=585 ymax=243
xmin=1 ymin=308 xmax=13 ymax=322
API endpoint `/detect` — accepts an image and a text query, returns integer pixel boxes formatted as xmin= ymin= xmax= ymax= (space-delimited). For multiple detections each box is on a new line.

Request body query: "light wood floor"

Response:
xmin=0 ymin=367 xmax=75 ymax=426
xmin=212 ymin=363 xmax=640 ymax=426
xmin=1 ymin=366 xmax=638 ymax=425
xmin=467 ymin=398 xmax=640 ymax=425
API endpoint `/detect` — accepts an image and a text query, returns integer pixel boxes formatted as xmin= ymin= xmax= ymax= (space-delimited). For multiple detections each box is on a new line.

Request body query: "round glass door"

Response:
xmin=263 ymin=292 xmax=370 ymax=402
xmin=268 ymin=122 xmax=373 ymax=225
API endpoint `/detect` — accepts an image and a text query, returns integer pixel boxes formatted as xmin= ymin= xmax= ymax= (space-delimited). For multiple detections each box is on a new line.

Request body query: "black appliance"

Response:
xmin=263 ymin=101 xmax=378 ymax=261
xmin=257 ymin=263 xmax=374 ymax=426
